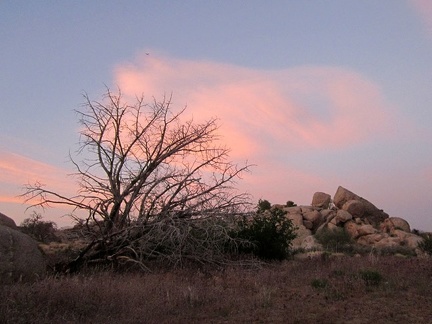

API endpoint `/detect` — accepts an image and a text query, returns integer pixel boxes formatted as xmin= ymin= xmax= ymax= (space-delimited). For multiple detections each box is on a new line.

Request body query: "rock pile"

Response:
xmin=277 ymin=186 xmax=423 ymax=253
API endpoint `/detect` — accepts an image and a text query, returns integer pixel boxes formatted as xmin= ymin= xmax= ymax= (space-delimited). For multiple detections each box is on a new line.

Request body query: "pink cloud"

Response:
xmin=0 ymin=196 xmax=23 ymax=204
xmin=0 ymin=151 xmax=94 ymax=226
xmin=410 ymin=0 xmax=432 ymax=37
xmin=112 ymin=54 xmax=404 ymax=205
xmin=0 ymin=152 xmax=76 ymax=205
xmin=114 ymin=53 xmax=396 ymax=160
xmin=0 ymin=152 xmax=82 ymax=226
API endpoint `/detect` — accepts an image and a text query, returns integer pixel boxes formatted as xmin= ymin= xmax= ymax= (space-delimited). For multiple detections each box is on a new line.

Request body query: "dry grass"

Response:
xmin=1 ymin=255 xmax=432 ymax=323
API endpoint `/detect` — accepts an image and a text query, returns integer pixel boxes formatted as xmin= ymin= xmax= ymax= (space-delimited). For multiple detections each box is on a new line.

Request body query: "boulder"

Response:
xmin=303 ymin=220 xmax=314 ymax=230
xmin=354 ymin=217 xmax=362 ymax=225
xmin=300 ymin=206 xmax=314 ymax=213
xmin=311 ymin=192 xmax=331 ymax=209
xmin=391 ymin=230 xmax=423 ymax=249
xmin=303 ymin=210 xmax=323 ymax=229
xmin=403 ymin=233 xmax=423 ymax=249
xmin=357 ymin=233 xmax=385 ymax=246
xmin=357 ymin=224 xmax=377 ymax=237
xmin=0 ymin=212 xmax=17 ymax=229
xmin=326 ymin=222 xmax=339 ymax=231
xmin=344 ymin=220 xmax=359 ymax=239
xmin=392 ymin=229 xmax=409 ymax=241
xmin=333 ymin=186 xmax=358 ymax=208
xmin=342 ymin=200 xmax=365 ymax=218
xmin=283 ymin=206 xmax=302 ymax=214
xmin=374 ymin=236 xmax=402 ymax=248
xmin=333 ymin=186 xmax=389 ymax=226
xmin=321 ymin=209 xmax=336 ymax=222
xmin=315 ymin=222 xmax=338 ymax=236
xmin=0 ymin=225 xmax=46 ymax=283
xmin=291 ymin=225 xmax=312 ymax=249
xmin=335 ymin=210 xmax=352 ymax=224
xmin=380 ymin=217 xmax=411 ymax=234
xmin=286 ymin=213 xmax=303 ymax=227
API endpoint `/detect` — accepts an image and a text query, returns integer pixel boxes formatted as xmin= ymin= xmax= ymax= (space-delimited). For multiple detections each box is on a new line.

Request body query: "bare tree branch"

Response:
xmin=22 ymin=88 xmax=254 ymax=271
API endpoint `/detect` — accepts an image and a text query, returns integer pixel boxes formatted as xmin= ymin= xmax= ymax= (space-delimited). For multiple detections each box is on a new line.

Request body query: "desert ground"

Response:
xmin=2 ymin=255 xmax=432 ymax=324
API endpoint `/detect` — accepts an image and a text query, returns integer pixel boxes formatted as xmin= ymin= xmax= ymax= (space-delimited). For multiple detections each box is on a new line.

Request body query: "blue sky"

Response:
xmin=1 ymin=1 xmax=432 ymax=230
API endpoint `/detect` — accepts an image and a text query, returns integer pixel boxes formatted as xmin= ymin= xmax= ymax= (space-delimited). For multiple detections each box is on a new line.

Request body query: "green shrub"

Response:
xmin=257 ymin=199 xmax=271 ymax=213
xmin=286 ymin=201 xmax=297 ymax=207
xmin=20 ymin=212 xmax=59 ymax=243
xmin=331 ymin=269 xmax=345 ymax=277
xmin=234 ymin=208 xmax=297 ymax=260
xmin=311 ymin=278 xmax=328 ymax=289
xmin=314 ymin=227 xmax=353 ymax=253
xmin=418 ymin=234 xmax=432 ymax=255
xmin=359 ymin=270 xmax=383 ymax=286
xmin=375 ymin=245 xmax=416 ymax=257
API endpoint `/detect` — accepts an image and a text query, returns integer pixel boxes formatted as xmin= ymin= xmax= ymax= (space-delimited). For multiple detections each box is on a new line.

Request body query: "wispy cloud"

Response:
xmin=0 ymin=152 xmax=75 ymax=205
xmin=112 ymin=53 xmax=408 ymax=204
xmin=115 ymin=53 xmax=397 ymax=158
xmin=0 ymin=151 xmax=87 ymax=226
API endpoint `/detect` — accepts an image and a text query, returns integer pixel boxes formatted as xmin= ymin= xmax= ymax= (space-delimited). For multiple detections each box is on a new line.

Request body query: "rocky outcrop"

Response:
xmin=274 ymin=187 xmax=424 ymax=254
xmin=334 ymin=186 xmax=389 ymax=227
xmin=0 ymin=224 xmax=46 ymax=283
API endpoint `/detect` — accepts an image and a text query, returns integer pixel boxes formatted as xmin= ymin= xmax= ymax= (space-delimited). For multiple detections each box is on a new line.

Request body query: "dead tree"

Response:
xmin=24 ymin=88 xmax=252 ymax=271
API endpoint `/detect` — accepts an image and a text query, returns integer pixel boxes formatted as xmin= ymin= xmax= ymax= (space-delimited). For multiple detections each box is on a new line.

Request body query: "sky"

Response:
xmin=1 ymin=1 xmax=432 ymax=230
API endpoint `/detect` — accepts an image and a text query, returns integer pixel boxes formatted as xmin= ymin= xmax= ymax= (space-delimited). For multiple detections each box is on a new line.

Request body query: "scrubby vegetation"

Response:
xmin=2 ymin=256 xmax=432 ymax=323
xmin=257 ymin=199 xmax=272 ymax=212
xmin=233 ymin=208 xmax=297 ymax=260
xmin=359 ymin=269 xmax=383 ymax=286
xmin=418 ymin=233 xmax=432 ymax=256
xmin=286 ymin=200 xmax=297 ymax=207
xmin=19 ymin=212 xmax=59 ymax=243
xmin=314 ymin=227 xmax=353 ymax=253
xmin=312 ymin=227 xmax=419 ymax=257
xmin=6 ymin=201 xmax=432 ymax=323
xmin=16 ymin=196 xmax=300 ymax=277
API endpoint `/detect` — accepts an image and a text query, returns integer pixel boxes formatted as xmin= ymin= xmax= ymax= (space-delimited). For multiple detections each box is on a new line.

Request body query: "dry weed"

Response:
xmin=1 ymin=256 xmax=432 ymax=323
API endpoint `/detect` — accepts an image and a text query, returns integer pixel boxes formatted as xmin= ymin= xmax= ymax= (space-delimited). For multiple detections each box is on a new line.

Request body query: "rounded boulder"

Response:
xmin=0 ymin=225 xmax=46 ymax=283
xmin=0 ymin=212 xmax=17 ymax=229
